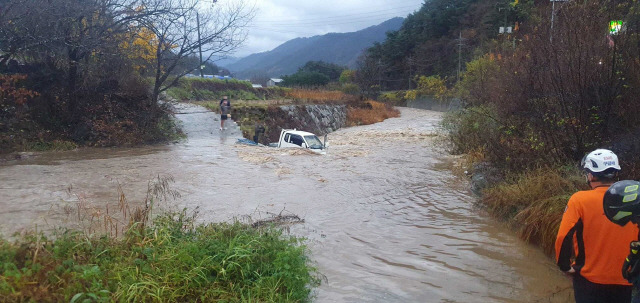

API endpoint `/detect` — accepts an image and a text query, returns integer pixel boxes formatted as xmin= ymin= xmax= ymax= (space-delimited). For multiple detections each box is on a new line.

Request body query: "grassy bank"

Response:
xmin=479 ymin=168 xmax=586 ymax=255
xmin=0 ymin=211 xmax=318 ymax=302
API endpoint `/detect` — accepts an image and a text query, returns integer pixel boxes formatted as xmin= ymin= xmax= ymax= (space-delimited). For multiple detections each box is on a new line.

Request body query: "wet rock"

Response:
xmin=470 ymin=162 xmax=503 ymax=196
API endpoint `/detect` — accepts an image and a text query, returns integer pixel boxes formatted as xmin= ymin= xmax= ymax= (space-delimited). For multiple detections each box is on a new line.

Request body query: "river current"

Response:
xmin=0 ymin=103 xmax=572 ymax=302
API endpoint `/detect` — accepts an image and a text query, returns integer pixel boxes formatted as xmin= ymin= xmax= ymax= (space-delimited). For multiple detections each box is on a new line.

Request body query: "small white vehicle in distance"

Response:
xmin=275 ymin=129 xmax=328 ymax=154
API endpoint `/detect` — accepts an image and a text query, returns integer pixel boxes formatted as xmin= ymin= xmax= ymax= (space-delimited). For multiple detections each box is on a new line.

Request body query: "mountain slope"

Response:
xmin=226 ymin=17 xmax=404 ymax=78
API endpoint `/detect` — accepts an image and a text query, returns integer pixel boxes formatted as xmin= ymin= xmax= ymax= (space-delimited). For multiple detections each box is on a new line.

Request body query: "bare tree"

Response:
xmin=143 ymin=0 xmax=253 ymax=102
xmin=0 ymin=0 xmax=171 ymax=119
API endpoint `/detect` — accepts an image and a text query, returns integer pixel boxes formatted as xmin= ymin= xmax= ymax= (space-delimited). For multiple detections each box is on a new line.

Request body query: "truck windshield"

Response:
xmin=304 ymin=135 xmax=324 ymax=149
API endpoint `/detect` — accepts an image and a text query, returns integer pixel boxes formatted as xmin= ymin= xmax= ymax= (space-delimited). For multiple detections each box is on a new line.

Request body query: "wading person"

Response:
xmin=555 ymin=149 xmax=639 ymax=303
xmin=219 ymin=96 xmax=231 ymax=130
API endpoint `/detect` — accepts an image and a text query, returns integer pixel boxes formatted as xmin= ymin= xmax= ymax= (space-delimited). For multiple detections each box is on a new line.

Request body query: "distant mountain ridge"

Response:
xmin=225 ymin=17 xmax=404 ymax=78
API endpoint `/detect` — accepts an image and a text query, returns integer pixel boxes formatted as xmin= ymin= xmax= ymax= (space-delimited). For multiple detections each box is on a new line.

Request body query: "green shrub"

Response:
xmin=0 ymin=211 xmax=319 ymax=302
xmin=441 ymin=106 xmax=500 ymax=155
xmin=341 ymin=83 xmax=360 ymax=95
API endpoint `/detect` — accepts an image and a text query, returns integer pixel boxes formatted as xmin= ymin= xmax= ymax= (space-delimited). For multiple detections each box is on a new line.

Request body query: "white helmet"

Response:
xmin=581 ymin=149 xmax=621 ymax=174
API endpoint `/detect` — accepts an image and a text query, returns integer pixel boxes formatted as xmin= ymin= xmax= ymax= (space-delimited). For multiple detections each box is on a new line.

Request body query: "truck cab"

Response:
xmin=277 ymin=129 xmax=327 ymax=154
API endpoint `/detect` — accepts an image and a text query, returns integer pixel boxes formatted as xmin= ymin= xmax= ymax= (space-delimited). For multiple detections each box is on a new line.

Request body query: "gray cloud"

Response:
xmin=226 ymin=0 xmax=423 ymax=57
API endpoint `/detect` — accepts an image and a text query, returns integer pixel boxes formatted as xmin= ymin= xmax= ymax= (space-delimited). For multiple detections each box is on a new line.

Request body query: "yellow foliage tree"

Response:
xmin=454 ymin=54 xmax=500 ymax=105
xmin=119 ymin=27 xmax=158 ymax=72
xmin=404 ymin=75 xmax=448 ymax=101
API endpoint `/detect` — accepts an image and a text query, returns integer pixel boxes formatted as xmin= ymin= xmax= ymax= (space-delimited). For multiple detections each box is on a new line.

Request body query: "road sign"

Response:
xmin=610 ymin=20 xmax=623 ymax=35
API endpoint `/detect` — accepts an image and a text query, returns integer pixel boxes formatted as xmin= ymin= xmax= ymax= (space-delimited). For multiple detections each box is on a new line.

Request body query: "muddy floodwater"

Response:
xmin=0 ymin=103 xmax=573 ymax=302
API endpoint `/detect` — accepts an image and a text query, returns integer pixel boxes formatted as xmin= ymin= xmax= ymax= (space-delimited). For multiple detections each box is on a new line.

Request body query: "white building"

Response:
xmin=267 ymin=78 xmax=283 ymax=87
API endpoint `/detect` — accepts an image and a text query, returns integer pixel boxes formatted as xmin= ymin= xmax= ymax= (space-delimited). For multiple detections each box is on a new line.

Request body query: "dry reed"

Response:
xmin=481 ymin=168 xmax=584 ymax=255
xmin=347 ymin=101 xmax=400 ymax=126
xmin=286 ymin=89 xmax=346 ymax=102
xmin=58 ymin=175 xmax=180 ymax=238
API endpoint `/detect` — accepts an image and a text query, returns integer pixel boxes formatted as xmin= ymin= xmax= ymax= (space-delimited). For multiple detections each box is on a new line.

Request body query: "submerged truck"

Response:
xmin=274 ymin=129 xmax=328 ymax=154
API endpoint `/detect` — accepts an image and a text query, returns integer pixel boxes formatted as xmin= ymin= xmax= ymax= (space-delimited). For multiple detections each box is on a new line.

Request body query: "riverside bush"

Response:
xmin=0 ymin=211 xmax=319 ymax=302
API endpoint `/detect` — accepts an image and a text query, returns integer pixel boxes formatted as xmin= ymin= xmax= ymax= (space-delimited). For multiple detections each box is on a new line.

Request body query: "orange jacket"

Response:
xmin=555 ymin=186 xmax=639 ymax=285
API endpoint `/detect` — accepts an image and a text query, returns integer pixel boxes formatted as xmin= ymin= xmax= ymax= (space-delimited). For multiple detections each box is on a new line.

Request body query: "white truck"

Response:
xmin=275 ymin=129 xmax=328 ymax=154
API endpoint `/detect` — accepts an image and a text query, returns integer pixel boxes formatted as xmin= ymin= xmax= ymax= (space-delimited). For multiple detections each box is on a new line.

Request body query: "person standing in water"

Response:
xmin=219 ymin=96 xmax=231 ymax=130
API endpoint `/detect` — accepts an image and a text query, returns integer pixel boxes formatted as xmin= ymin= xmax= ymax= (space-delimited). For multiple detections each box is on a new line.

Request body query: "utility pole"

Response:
xmin=457 ymin=31 xmax=463 ymax=83
xmin=197 ymin=12 xmax=204 ymax=78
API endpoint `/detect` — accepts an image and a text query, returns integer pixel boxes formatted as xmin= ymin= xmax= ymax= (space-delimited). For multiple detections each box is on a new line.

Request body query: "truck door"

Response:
xmin=280 ymin=133 xmax=296 ymax=148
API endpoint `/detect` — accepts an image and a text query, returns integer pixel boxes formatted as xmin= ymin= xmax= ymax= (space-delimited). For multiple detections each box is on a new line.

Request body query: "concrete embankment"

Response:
xmin=232 ymin=104 xmax=347 ymax=144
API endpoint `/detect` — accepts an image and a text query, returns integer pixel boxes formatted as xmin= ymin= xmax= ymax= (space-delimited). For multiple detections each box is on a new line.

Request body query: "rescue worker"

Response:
xmin=555 ymin=149 xmax=639 ymax=303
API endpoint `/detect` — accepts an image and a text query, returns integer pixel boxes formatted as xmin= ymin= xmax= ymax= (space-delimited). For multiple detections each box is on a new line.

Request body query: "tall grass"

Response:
xmin=347 ymin=100 xmax=400 ymax=126
xmin=481 ymin=168 xmax=586 ymax=255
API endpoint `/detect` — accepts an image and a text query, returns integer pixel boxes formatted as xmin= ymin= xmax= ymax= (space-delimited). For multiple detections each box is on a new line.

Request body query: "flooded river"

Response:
xmin=0 ymin=103 xmax=572 ymax=302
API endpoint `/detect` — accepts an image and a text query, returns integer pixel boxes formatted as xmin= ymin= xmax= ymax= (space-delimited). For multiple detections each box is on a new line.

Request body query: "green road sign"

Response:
xmin=610 ymin=20 xmax=623 ymax=35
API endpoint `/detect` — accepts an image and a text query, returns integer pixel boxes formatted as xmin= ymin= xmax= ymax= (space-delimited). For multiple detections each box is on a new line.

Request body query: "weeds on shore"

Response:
xmin=22 ymin=140 xmax=78 ymax=152
xmin=0 ymin=177 xmax=319 ymax=302
xmin=481 ymin=168 xmax=586 ymax=255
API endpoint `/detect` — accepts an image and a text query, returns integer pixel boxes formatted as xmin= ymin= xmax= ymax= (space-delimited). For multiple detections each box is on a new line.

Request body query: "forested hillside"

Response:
xmin=358 ymin=0 xmax=538 ymax=90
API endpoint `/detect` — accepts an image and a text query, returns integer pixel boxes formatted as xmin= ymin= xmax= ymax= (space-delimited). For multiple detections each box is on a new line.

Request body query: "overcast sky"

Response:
xmin=226 ymin=0 xmax=424 ymax=58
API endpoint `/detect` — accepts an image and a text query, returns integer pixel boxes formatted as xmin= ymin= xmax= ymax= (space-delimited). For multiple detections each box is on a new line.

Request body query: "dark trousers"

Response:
xmin=573 ymin=274 xmax=632 ymax=303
